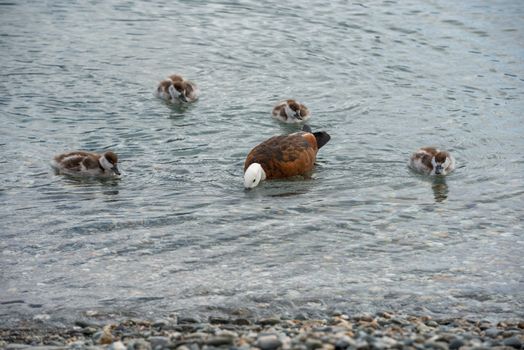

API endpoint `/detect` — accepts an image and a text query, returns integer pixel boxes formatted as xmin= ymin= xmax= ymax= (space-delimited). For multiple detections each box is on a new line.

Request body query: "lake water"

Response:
xmin=1 ymin=0 xmax=523 ymax=326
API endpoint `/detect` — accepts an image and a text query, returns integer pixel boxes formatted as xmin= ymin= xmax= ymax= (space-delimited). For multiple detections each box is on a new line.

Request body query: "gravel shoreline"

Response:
xmin=1 ymin=312 xmax=523 ymax=350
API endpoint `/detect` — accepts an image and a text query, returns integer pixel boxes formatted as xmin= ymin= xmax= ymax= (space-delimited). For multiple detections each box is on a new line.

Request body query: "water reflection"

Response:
xmin=431 ymin=176 xmax=449 ymax=203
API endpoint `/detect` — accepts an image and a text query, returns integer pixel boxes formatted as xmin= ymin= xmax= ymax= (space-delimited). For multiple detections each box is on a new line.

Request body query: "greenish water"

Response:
xmin=1 ymin=0 xmax=523 ymax=325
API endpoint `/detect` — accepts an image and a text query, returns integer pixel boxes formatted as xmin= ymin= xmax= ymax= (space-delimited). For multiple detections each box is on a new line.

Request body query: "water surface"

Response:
xmin=1 ymin=0 xmax=523 ymax=326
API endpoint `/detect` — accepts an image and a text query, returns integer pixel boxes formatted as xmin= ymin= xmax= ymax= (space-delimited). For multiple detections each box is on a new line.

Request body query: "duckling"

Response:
xmin=409 ymin=147 xmax=455 ymax=175
xmin=156 ymin=74 xmax=199 ymax=103
xmin=52 ymin=151 xmax=120 ymax=177
xmin=272 ymin=99 xmax=310 ymax=123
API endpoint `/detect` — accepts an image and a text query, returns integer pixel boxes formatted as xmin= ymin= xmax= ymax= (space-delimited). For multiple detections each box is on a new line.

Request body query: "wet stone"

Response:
xmin=334 ymin=336 xmax=355 ymax=350
xmin=204 ymin=336 xmax=234 ymax=347
xmin=484 ymin=328 xmax=501 ymax=338
xmin=256 ymin=335 xmax=282 ymax=350
xmin=478 ymin=322 xmax=491 ymax=330
xmin=5 ymin=345 xmax=32 ymax=350
xmin=175 ymin=346 xmax=190 ymax=350
xmin=232 ymin=318 xmax=250 ymax=326
xmin=424 ymin=341 xmax=448 ymax=350
xmin=209 ymin=316 xmax=230 ymax=324
xmin=390 ymin=318 xmax=409 ymax=326
xmin=503 ymin=336 xmax=522 ymax=349
xmin=149 ymin=336 xmax=171 ymax=350
xmin=109 ymin=341 xmax=127 ymax=350
xmin=426 ymin=321 xmax=439 ymax=328
xmin=258 ymin=317 xmax=281 ymax=326
xmin=152 ymin=320 xmax=171 ymax=329
xmin=127 ymin=339 xmax=152 ymax=350
xmin=356 ymin=314 xmax=374 ymax=323
xmin=75 ymin=320 xmax=99 ymax=328
xmin=305 ymin=338 xmax=323 ymax=350
xmin=82 ymin=326 xmax=98 ymax=335
xmin=178 ymin=317 xmax=201 ymax=324
xmin=448 ymin=338 xmax=464 ymax=350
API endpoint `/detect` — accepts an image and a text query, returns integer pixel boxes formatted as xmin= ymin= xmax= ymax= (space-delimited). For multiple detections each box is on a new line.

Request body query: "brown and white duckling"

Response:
xmin=52 ymin=151 xmax=121 ymax=177
xmin=409 ymin=147 xmax=455 ymax=175
xmin=243 ymin=125 xmax=330 ymax=188
xmin=156 ymin=74 xmax=200 ymax=103
xmin=272 ymin=99 xmax=310 ymax=123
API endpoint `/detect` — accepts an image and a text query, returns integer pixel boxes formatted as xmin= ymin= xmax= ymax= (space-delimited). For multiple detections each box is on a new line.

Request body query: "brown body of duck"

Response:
xmin=243 ymin=125 xmax=330 ymax=188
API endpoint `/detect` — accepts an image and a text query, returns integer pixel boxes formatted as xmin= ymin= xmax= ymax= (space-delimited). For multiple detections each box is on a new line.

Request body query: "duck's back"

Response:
xmin=54 ymin=152 xmax=98 ymax=173
xmin=244 ymin=133 xmax=318 ymax=179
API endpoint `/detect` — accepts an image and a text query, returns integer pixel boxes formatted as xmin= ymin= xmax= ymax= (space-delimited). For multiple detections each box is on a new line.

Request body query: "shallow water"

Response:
xmin=1 ymin=0 xmax=523 ymax=326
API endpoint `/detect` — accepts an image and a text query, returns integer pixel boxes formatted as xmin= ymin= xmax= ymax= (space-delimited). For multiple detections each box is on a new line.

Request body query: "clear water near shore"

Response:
xmin=0 ymin=0 xmax=523 ymax=326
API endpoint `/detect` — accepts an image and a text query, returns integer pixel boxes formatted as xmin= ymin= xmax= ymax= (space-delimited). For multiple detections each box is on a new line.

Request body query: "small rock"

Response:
xmin=216 ymin=330 xmax=238 ymax=338
xmin=503 ymin=336 xmax=522 ymax=349
xmin=424 ymin=341 xmax=448 ymax=350
xmin=152 ymin=319 xmax=170 ymax=329
xmin=356 ymin=314 xmax=373 ymax=322
xmin=168 ymin=313 xmax=178 ymax=323
xmin=178 ymin=317 xmax=200 ymax=324
xmin=448 ymin=338 xmax=464 ymax=350
xmin=5 ymin=344 xmax=30 ymax=350
xmin=184 ymin=332 xmax=208 ymax=340
xmin=373 ymin=336 xmax=398 ymax=349
xmin=233 ymin=318 xmax=251 ymax=326
xmin=353 ymin=339 xmax=369 ymax=350
xmin=93 ymin=325 xmax=114 ymax=345
xmin=426 ymin=320 xmax=439 ymax=328
xmin=256 ymin=335 xmax=282 ymax=350
xmin=379 ymin=312 xmax=393 ymax=319
xmin=334 ymin=336 xmax=354 ymax=350
xmin=69 ymin=341 xmax=89 ymax=349
xmin=75 ymin=320 xmax=99 ymax=328
xmin=149 ymin=336 xmax=171 ymax=350
xmin=205 ymin=336 xmax=234 ymax=346
xmin=390 ymin=318 xmax=408 ymax=326
xmin=415 ymin=322 xmax=432 ymax=333
xmin=127 ymin=339 xmax=152 ymax=350
xmin=484 ymin=328 xmax=501 ymax=338
xmin=82 ymin=326 xmax=98 ymax=335
xmin=305 ymin=338 xmax=323 ymax=350
xmin=109 ymin=341 xmax=127 ymax=350
xmin=477 ymin=321 xmax=491 ymax=330
xmin=258 ymin=317 xmax=281 ymax=326
xmin=295 ymin=313 xmax=309 ymax=321
xmin=209 ymin=316 xmax=230 ymax=324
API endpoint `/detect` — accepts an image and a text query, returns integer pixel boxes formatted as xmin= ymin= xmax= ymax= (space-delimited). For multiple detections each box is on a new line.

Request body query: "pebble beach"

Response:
xmin=2 ymin=312 xmax=523 ymax=350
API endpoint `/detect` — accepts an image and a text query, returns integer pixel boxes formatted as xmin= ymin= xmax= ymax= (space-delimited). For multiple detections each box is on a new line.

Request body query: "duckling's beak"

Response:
xmin=435 ymin=165 xmax=443 ymax=175
xmin=179 ymin=94 xmax=188 ymax=102
xmin=294 ymin=112 xmax=303 ymax=120
xmin=112 ymin=165 xmax=121 ymax=176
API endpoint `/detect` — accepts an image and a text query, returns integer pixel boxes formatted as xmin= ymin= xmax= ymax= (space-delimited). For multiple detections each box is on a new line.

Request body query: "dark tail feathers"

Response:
xmin=302 ymin=124 xmax=330 ymax=149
